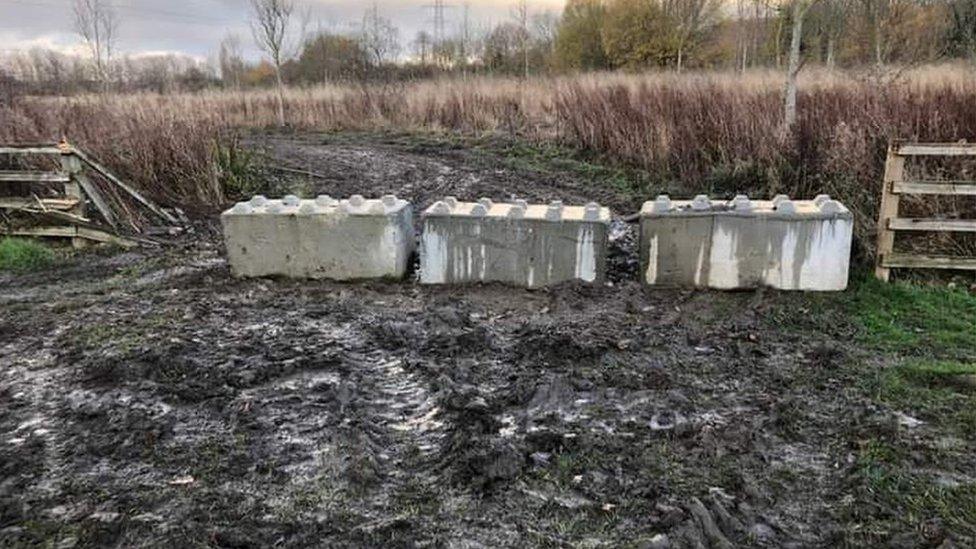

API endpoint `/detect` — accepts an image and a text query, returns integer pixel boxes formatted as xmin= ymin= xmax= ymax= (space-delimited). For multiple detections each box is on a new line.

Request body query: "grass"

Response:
xmin=843 ymin=276 xmax=976 ymax=543
xmin=0 ymin=237 xmax=55 ymax=271
xmin=5 ymin=65 xmax=976 ymax=262
xmin=851 ymin=276 xmax=976 ymax=360
xmin=845 ymin=437 xmax=976 ymax=544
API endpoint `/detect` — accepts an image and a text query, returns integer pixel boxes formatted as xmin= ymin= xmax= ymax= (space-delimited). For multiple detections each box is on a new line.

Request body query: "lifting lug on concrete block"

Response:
xmin=471 ymin=203 xmax=488 ymax=217
xmin=584 ymin=202 xmax=602 ymax=221
xmin=546 ymin=200 xmax=564 ymax=221
xmin=653 ymin=195 xmax=672 ymax=213
xmin=444 ymin=196 xmax=459 ymax=209
xmin=772 ymin=195 xmax=791 ymax=208
xmin=732 ymin=195 xmax=753 ymax=212
xmin=249 ymin=195 xmax=268 ymax=208
xmin=283 ymin=195 xmax=301 ymax=207
xmin=232 ymin=203 xmax=253 ymax=215
xmin=692 ymin=195 xmax=711 ymax=211
xmin=478 ymin=197 xmax=493 ymax=210
xmin=349 ymin=195 xmax=366 ymax=208
xmin=774 ymin=199 xmax=797 ymax=214
xmin=814 ymin=194 xmax=832 ymax=207
xmin=429 ymin=201 xmax=452 ymax=215
xmin=508 ymin=200 xmax=528 ymax=219
xmin=819 ymin=200 xmax=843 ymax=214
xmin=316 ymin=195 xmax=337 ymax=207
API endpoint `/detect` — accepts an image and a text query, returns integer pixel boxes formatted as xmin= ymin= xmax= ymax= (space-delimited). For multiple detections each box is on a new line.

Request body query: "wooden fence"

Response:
xmin=0 ymin=141 xmax=176 ymax=248
xmin=875 ymin=142 xmax=976 ymax=281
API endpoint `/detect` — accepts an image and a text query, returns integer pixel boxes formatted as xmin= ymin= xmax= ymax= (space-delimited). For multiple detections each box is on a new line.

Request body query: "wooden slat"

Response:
xmin=0 ymin=146 xmax=62 ymax=155
xmin=888 ymin=218 xmax=976 ymax=232
xmin=0 ymin=197 xmax=80 ymax=211
xmin=1 ymin=225 xmax=137 ymax=248
xmin=892 ymin=182 xmax=976 ymax=196
xmin=895 ymin=143 xmax=976 ymax=156
xmin=883 ymin=253 xmax=976 ymax=271
xmin=0 ymin=171 xmax=71 ymax=184
xmin=875 ymin=146 xmax=906 ymax=281
xmin=3 ymin=225 xmax=77 ymax=238
xmin=69 ymin=147 xmax=179 ymax=225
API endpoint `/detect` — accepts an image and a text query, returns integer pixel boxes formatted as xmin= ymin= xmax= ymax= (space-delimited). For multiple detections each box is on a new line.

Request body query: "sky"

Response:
xmin=0 ymin=0 xmax=565 ymax=61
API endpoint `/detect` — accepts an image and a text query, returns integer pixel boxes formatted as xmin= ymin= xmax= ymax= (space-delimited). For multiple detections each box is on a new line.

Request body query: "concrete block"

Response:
xmin=420 ymin=198 xmax=611 ymax=288
xmin=221 ymin=194 xmax=414 ymax=280
xmin=640 ymin=195 xmax=853 ymax=291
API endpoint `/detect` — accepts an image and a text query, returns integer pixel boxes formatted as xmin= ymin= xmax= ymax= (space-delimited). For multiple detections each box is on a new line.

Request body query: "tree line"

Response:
xmin=4 ymin=0 xmax=976 ymax=101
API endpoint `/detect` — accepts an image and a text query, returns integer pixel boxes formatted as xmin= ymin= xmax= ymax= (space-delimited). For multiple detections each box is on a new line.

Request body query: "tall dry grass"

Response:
xmin=2 ymin=64 xmax=975 ymax=259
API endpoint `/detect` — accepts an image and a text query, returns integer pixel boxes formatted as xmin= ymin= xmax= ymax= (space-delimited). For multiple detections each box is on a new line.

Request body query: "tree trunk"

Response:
xmin=274 ymin=64 xmax=286 ymax=127
xmin=874 ymin=19 xmax=883 ymax=67
xmin=783 ymin=1 xmax=807 ymax=131
xmin=677 ymin=45 xmax=684 ymax=73
xmin=826 ymin=36 xmax=835 ymax=69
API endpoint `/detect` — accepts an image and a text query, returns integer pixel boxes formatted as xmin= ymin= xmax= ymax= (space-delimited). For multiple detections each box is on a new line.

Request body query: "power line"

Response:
xmin=3 ymin=0 xmax=237 ymax=25
xmin=424 ymin=0 xmax=454 ymax=47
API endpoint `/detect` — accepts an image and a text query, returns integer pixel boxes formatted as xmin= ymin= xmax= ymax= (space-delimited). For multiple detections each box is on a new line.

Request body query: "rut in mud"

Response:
xmin=1 ymin=132 xmax=970 ymax=548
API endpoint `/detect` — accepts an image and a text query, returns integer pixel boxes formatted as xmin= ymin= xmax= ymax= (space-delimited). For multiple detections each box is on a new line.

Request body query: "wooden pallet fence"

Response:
xmin=875 ymin=142 xmax=976 ymax=281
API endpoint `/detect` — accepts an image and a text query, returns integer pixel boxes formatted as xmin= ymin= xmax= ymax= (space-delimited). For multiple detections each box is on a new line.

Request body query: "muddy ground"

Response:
xmin=0 ymin=132 xmax=969 ymax=547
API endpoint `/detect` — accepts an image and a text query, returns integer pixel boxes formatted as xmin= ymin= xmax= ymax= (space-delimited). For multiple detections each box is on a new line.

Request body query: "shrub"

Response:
xmin=0 ymin=238 xmax=55 ymax=271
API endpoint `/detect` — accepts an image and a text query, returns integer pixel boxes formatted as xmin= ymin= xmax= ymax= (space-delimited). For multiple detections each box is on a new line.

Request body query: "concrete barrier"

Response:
xmin=221 ymin=194 xmax=413 ymax=280
xmin=420 ymin=197 xmax=611 ymax=288
xmin=640 ymin=194 xmax=853 ymax=291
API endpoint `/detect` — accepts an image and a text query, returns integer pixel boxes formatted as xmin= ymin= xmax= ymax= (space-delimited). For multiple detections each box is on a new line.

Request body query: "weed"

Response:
xmin=213 ymin=134 xmax=261 ymax=199
xmin=0 ymin=237 xmax=55 ymax=271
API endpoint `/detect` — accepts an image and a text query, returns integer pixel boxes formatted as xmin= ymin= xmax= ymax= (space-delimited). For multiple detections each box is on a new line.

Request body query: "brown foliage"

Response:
xmin=2 ymin=66 xmax=974 ymax=260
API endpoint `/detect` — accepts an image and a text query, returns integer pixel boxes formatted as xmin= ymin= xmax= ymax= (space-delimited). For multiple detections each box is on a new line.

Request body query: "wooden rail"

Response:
xmin=0 ymin=141 xmax=175 ymax=248
xmin=875 ymin=141 xmax=976 ymax=280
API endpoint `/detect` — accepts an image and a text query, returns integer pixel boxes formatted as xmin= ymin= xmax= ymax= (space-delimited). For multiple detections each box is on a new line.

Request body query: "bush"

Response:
xmin=0 ymin=238 xmax=55 ymax=271
xmin=4 ymin=65 xmax=976 ymax=264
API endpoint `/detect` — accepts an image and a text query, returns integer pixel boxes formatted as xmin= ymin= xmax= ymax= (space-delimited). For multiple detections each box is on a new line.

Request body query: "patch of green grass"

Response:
xmin=843 ymin=438 xmax=976 ymax=545
xmin=851 ymin=276 xmax=976 ymax=361
xmin=0 ymin=237 xmax=55 ymax=271
xmin=866 ymin=359 xmax=976 ymax=437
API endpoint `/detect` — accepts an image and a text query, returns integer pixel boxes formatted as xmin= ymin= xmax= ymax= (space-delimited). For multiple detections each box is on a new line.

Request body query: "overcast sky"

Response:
xmin=1 ymin=0 xmax=565 ymax=61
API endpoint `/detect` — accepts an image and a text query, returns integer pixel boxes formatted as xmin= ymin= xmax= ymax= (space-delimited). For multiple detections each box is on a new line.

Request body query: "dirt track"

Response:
xmin=0 ymin=133 xmax=961 ymax=547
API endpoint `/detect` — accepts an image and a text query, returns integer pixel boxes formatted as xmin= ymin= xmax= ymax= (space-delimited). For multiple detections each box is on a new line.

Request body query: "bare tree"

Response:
xmin=360 ymin=3 xmax=401 ymax=69
xmin=511 ymin=0 xmax=531 ymax=79
xmin=413 ymin=30 xmax=434 ymax=66
xmin=219 ymin=34 xmax=246 ymax=89
xmin=783 ymin=0 xmax=821 ymax=130
xmin=73 ymin=0 xmax=118 ymax=87
xmin=664 ymin=0 xmax=723 ymax=72
xmin=250 ymin=0 xmax=303 ymax=126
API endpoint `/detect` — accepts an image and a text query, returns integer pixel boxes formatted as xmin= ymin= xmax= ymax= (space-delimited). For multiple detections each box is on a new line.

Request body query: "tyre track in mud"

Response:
xmin=3 ymin=132 xmax=969 ymax=547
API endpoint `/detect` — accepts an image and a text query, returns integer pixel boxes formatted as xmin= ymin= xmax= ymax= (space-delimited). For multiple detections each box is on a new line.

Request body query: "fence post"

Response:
xmin=60 ymin=150 xmax=88 ymax=249
xmin=875 ymin=144 xmax=905 ymax=282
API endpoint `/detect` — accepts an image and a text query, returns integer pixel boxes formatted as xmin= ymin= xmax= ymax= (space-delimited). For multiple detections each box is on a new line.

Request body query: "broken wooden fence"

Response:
xmin=875 ymin=142 xmax=976 ymax=281
xmin=0 ymin=141 xmax=177 ymax=248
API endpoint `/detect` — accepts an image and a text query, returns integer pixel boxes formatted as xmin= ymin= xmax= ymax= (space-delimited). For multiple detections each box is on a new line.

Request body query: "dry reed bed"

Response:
xmin=2 ymin=65 xmax=975 ymax=259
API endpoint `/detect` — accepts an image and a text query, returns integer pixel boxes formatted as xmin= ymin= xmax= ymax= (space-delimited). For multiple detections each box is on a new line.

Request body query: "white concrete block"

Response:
xmin=640 ymin=195 xmax=853 ymax=291
xmin=221 ymin=195 xmax=414 ymax=280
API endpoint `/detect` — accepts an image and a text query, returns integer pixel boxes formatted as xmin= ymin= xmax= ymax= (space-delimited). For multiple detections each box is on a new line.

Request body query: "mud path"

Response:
xmin=0 ymin=133 xmax=966 ymax=547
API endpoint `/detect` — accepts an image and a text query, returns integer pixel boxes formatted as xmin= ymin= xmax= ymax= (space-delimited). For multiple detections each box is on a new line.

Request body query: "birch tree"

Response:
xmin=783 ymin=0 xmax=820 ymax=130
xmin=73 ymin=0 xmax=118 ymax=87
xmin=250 ymin=0 xmax=303 ymax=126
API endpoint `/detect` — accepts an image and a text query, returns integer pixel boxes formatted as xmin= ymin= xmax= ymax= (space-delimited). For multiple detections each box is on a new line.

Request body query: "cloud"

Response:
xmin=0 ymin=0 xmax=566 ymax=60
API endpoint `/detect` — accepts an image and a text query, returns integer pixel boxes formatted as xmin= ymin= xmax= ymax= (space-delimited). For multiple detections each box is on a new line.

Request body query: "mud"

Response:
xmin=0 ymin=132 xmax=966 ymax=547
